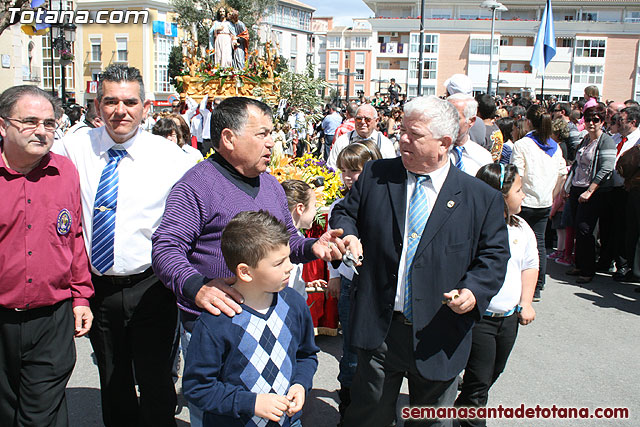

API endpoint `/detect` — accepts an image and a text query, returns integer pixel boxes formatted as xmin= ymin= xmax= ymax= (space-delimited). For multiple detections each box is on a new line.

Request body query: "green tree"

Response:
xmin=275 ymin=55 xmax=288 ymax=75
xmin=170 ymin=0 xmax=277 ymax=50
xmin=279 ymin=63 xmax=329 ymax=111
xmin=168 ymin=45 xmax=184 ymax=91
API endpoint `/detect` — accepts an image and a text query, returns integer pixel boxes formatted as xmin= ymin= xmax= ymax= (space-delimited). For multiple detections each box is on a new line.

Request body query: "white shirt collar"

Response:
xmin=98 ymin=127 xmax=144 ymax=160
xmin=407 ymin=160 xmax=450 ymax=194
xmin=625 ymin=127 xmax=640 ymax=143
xmin=353 ymin=129 xmax=379 ymax=142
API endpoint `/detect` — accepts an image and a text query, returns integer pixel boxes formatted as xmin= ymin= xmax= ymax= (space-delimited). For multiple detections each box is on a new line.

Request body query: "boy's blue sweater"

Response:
xmin=183 ymin=287 xmax=319 ymax=426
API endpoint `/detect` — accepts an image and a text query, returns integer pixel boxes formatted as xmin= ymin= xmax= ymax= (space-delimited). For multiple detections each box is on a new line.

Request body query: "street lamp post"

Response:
xmin=334 ymin=83 xmax=345 ymax=105
xmin=51 ymin=22 xmax=76 ymax=105
xmin=337 ymin=70 xmax=358 ymax=104
xmin=417 ymin=0 xmax=426 ymax=96
xmin=493 ymin=78 xmax=508 ymax=95
xmin=481 ymin=0 xmax=507 ymax=95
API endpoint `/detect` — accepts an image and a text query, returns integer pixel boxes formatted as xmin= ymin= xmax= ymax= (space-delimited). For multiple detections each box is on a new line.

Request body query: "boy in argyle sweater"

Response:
xmin=183 ymin=211 xmax=319 ymax=427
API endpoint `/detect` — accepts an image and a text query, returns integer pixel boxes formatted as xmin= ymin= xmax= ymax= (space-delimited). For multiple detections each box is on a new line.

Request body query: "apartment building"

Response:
xmin=0 ymin=22 xmax=46 ymax=90
xmin=260 ymin=0 xmax=316 ymax=74
xmin=74 ymin=0 xmax=181 ymax=108
xmin=0 ymin=0 xmax=75 ymax=97
xmin=313 ymin=17 xmax=375 ymax=101
xmin=317 ymin=0 xmax=640 ymax=101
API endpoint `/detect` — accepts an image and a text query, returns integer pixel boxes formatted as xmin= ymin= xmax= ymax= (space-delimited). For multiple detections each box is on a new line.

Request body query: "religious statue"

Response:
xmin=228 ymin=9 xmax=249 ymax=70
xmin=208 ymin=7 xmax=233 ymax=68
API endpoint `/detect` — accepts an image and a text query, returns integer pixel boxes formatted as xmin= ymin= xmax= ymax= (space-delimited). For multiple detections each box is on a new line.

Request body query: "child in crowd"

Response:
xmin=455 ymin=164 xmax=538 ymax=425
xmin=183 ymin=211 xmax=319 ymax=427
xmin=152 ymin=117 xmax=181 ymax=145
xmin=547 ymin=120 xmax=573 ymax=267
xmin=152 ymin=117 xmax=202 ymax=164
xmin=281 ymin=179 xmax=327 ymax=298
xmin=327 ymin=140 xmax=382 ymax=420
xmin=496 ymin=117 xmax=515 ymax=164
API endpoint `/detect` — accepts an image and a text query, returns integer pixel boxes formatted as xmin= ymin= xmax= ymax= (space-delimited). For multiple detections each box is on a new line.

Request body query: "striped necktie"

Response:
xmin=403 ymin=174 xmax=431 ymax=322
xmin=91 ymin=148 xmax=127 ymax=274
xmin=453 ymin=145 xmax=465 ymax=171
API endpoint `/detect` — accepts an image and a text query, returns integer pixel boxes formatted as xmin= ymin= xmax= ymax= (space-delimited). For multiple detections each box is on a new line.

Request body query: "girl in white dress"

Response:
xmin=455 ymin=163 xmax=538 ymax=427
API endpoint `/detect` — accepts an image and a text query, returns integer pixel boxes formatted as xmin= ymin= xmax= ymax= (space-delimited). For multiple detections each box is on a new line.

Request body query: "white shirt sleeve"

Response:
xmin=521 ymin=220 xmax=540 ymax=271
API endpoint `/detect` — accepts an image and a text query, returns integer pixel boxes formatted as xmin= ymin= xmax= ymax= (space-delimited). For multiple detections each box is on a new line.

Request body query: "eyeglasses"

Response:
xmin=584 ymin=116 xmax=602 ymax=124
xmin=3 ymin=117 xmax=58 ymax=132
xmin=355 ymin=116 xmax=376 ymax=123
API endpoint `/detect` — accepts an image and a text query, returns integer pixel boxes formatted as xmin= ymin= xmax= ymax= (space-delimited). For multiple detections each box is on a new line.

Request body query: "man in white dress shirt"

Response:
xmin=447 ymin=93 xmax=493 ymax=177
xmin=327 ymin=104 xmax=397 ymax=170
xmin=55 ymin=64 xmax=193 ymax=427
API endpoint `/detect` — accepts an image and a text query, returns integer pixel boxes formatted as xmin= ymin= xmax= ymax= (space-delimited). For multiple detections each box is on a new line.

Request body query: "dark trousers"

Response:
xmin=0 ymin=300 xmax=75 ymax=427
xmin=626 ymin=188 xmax=640 ymax=276
xmin=569 ymin=186 xmax=606 ymax=277
xmin=519 ymin=206 xmax=551 ymax=291
xmin=89 ymin=273 xmax=178 ymax=427
xmin=324 ymin=134 xmax=334 ymax=160
xmin=337 ymin=276 xmax=357 ymax=389
xmin=597 ymin=187 xmax=628 ymax=269
xmin=200 ymin=138 xmax=213 ymax=156
xmin=455 ymin=314 xmax=519 ymax=427
xmin=344 ymin=315 xmax=458 ymax=427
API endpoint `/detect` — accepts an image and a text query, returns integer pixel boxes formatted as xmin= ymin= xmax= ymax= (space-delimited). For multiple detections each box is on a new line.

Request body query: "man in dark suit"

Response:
xmin=331 ymin=95 xmax=510 ymax=426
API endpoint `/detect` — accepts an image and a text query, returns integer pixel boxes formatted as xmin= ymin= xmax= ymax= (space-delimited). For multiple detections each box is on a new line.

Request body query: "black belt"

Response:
xmin=92 ymin=267 xmax=155 ymax=286
xmin=0 ymin=299 xmax=68 ymax=315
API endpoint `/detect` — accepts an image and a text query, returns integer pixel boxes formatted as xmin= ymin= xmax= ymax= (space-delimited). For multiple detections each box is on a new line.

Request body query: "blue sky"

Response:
xmin=304 ymin=0 xmax=374 ymax=26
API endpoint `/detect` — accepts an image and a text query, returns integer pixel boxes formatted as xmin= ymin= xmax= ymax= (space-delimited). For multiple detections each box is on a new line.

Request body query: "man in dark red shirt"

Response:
xmin=0 ymin=85 xmax=94 ymax=426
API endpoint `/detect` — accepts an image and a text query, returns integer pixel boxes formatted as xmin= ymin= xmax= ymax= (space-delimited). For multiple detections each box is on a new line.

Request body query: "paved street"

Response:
xmin=67 ymin=261 xmax=639 ymax=426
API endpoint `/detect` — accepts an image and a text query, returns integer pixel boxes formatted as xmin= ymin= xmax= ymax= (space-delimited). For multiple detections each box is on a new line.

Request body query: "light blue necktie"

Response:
xmin=91 ymin=148 xmax=127 ymax=274
xmin=453 ymin=145 xmax=465 ymax=171
xmin=403 ymin=174 xmax=431 ymax=322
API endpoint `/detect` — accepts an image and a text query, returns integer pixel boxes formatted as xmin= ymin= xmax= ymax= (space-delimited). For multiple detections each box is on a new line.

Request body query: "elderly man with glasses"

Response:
xmin=327 ymin=104 xmax=397 ymax=170
xmin=0 ymin=85 xmax=94 ymax=426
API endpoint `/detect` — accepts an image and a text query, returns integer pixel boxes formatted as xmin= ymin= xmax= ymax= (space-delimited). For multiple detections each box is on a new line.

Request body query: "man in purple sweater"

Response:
xmin=152 ymin=97 xmax=345 ymax=426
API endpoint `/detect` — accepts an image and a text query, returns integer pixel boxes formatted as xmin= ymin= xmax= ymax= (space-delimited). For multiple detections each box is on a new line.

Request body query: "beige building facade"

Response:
xmin=319 ymin=0 xmax=640 ymax=101
xmin=314 ymin=18 xmax=375 ymax=100
xmin=0 ymin=0 xmax=182 ymax=108
xmin=75 ymin=0 xmax=181 ymax=108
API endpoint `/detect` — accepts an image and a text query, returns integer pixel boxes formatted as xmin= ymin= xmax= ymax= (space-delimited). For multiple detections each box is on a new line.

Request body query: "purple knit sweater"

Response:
xmin=151 ymin=159 xmax=316 ymax=316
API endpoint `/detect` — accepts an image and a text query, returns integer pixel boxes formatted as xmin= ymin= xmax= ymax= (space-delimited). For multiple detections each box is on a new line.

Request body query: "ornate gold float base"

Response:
xmin=177 ymin=75 xmax=280 ymax=104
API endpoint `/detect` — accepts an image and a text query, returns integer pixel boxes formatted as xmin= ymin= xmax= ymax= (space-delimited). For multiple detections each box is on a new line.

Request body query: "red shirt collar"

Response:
xmin=0 ymin=148 xmax=60 ymax=176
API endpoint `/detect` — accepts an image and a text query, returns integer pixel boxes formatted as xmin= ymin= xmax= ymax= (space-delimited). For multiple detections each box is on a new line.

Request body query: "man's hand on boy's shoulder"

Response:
xmin=286 ymin=384 xmax=306 ymax=416
xmin=195 ymin=277 xmax=244 ymax=317
xmin=255 ymin=393 xmax=291 ymax=422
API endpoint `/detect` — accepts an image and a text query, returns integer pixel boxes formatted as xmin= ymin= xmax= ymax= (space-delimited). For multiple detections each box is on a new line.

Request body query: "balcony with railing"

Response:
xmin=377 ymin=68 xmax=407 ymax=83
xmin=499 ymin=46 xmax=573 ymax=62
xmin=23 ymin=66 xmax=41 ymax=83
xmin=378 ymin=42 xmax=408 ymax=56
xmin=498 ymin=71 xmax=570 ymax=90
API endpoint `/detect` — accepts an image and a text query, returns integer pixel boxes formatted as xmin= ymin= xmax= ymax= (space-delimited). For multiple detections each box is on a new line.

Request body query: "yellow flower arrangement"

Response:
xmin=269 ymin=153 xmax=344 ymax=210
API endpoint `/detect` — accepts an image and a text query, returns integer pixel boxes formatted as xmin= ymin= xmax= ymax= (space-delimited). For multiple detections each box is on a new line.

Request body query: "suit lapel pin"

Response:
xmin=447 ymin=200 xmax=455 ymax=208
